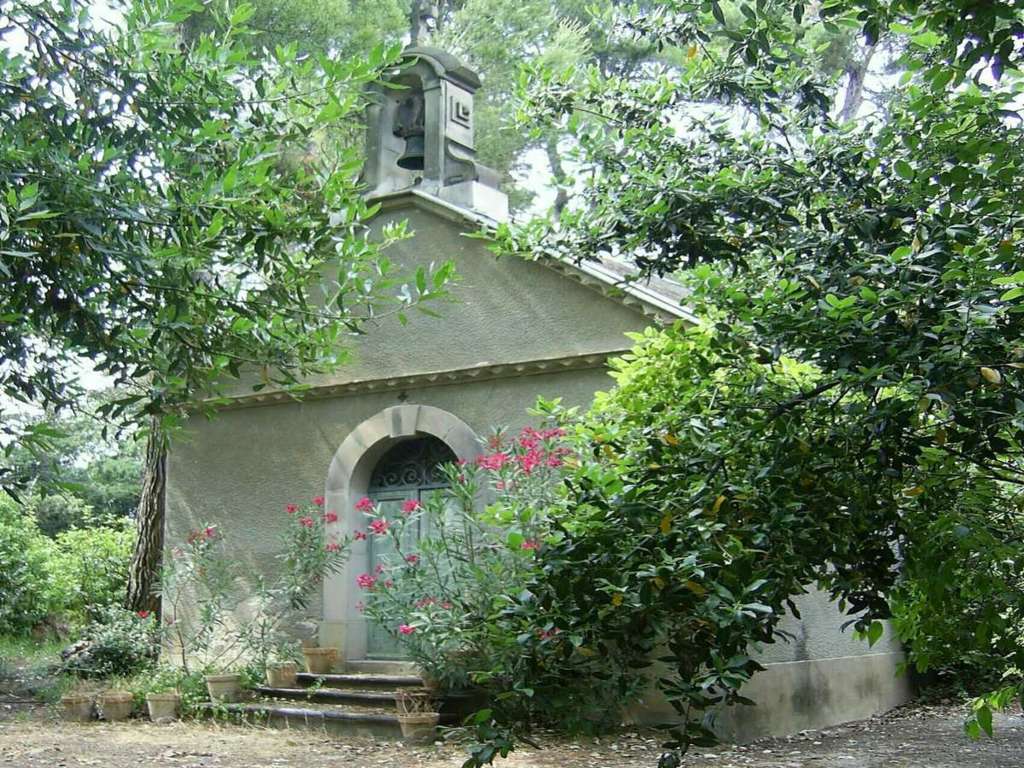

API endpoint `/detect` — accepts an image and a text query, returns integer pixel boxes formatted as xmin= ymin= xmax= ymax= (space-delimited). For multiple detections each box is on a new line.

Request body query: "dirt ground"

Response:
xmin=0 ymin=698 xmax=1021 ymax=768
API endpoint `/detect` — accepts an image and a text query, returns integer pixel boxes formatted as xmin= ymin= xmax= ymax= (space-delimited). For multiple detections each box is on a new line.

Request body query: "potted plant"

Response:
xmin=300 ymin=646 xmax=337 ymax=675
xmin=60 ymin=684 xmax=95 ymax=722
xmin=394 ymin=689 xmax=440 ymax=744
xmin=204 ymin=672 xmax=243 ymax=702
xmin=266 ymin=658 xmax=299 ymax=688
xmin=97 ymin=688 xmax=134 ymax=721
xmin=145 ymin=690 xmax=182 ymax=722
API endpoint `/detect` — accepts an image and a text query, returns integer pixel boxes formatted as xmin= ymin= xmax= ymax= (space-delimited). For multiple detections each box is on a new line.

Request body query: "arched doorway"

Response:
xmin=322 ymin=405 xmax=481 ymax=663
xmin=364 ymin=436 xmax=456 ymax=657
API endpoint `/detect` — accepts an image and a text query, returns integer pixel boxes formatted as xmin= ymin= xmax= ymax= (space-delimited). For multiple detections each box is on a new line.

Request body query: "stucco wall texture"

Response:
xmin=165 ymin=194 xmax=911 ymax=739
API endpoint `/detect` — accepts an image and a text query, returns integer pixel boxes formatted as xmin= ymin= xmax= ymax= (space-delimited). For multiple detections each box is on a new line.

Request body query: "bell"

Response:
xmin=397 ymin=134 xmax=425 ymax=171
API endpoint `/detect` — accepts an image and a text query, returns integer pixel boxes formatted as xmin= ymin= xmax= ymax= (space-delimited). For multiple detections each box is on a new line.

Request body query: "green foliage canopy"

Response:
xmin=489 ymin=0 xmax=1024 ymax=755
xmin=0 ymin=0 xmax=454 ymax=465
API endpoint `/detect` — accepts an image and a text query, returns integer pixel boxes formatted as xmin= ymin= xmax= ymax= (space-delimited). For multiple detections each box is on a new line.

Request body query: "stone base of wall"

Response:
xmin=626 ymin=652 xmax=913 ymax=743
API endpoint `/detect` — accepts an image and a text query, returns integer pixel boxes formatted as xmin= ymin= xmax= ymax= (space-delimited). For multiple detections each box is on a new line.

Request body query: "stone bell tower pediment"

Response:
xmin=363 ymin=46 xmax=509 ymax=222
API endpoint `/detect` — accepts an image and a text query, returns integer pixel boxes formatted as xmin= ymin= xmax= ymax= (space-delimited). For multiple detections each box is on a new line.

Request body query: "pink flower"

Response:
xmin=441 ymin=601 xmax=452 ymax=610
xmin=415 ymin=596 xmax=436 ymax=608
xmin=323 ymin=511 xmax=338 ymax=524
xmin=522 ymin=539 xmax=540 ymax=551
xmin=456 ymin=458 xmax=468 ymax=467
xmin=204 ymin=526 xmax=217 ymax=539
xmin=369 ymin=518 xmax=389 ymax=536
xmin=353 ymin=530 xmax=367 ymax=541
xmin=356 ymin=601 xmax=365 ymax=613
xmin=398 ymin=624 xmax=416 ymax=635
xmin=285 ymin=503 xmax=299 ymax=514
xmin=313 ymin=496 xmax=325 ymax=507
xmin=401 ymin=499 xmax=421 ymax=515
xmin=518 ymin=448 xmax=542 ymax=474
xmin=405 ymin=554 xmax=420 ymax=565
xmin=357 ymin=573 xmax=377 ymax=589
xmin=355 ymin=497 xmax=375 ymax=513
xmin=299 ymin=516 xmax=314 ymax=528
xmin=326 ymin=542 xmax=341 ymax=552
xmin=137 ymin=610 xmax=150 ymax=619
xmin=384 ymin=579 xmax=394 ymax=589
xmin=518 ymin=427 xmax=541 ymax=450
xmin=374 ymin=563 xmax=385 ymax=575
xmin=476 ymin=452 xmax=509 ymax=471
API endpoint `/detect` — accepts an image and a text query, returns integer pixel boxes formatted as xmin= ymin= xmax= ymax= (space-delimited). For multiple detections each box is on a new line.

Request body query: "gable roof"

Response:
xmin=370 ymin=189 xmax=698 ymax=326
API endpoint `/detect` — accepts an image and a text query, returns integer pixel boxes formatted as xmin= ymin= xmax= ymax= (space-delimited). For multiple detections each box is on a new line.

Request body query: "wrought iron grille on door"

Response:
xmin=365 ymin=436 xmax=456 ymax=658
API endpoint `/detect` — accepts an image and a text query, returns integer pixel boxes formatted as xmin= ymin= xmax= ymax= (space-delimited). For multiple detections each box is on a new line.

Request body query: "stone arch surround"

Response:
xmin=320 ymin=405 xmax=481 ymax=661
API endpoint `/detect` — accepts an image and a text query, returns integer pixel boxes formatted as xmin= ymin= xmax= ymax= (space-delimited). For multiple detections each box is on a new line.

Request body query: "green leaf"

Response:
xmin=867 ymin=621 xmax=884 ymax=647
xmin=894 ymin=160 xmax=915 ymax=180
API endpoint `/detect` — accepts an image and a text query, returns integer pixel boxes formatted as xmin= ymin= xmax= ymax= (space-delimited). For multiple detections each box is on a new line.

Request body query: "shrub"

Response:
xmin=0 ymin=495 xmax=56 ymax=634
xmin=359 ymin=421 xmax=637 ymax=730
xmin=48 ymin=517 xmax=135 ymax=626
xmin=160 ymin=495 xmax=352 ymax=673
xmin=63 ymin=606 xmax=158 ymax=678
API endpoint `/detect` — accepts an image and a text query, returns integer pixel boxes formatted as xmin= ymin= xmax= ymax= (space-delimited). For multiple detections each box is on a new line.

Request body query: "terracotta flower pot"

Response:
xmin=98 ymin=691 xmax=134 ymax=721
xmin=266 ymin=661 xmax=299 ymax=688
xmin=205 ymin=673 xmax=242 ymax=703
xmin=61 ymin=693 xmax=94 ymax=722
xmin=301 ymin=647 xmax=337 ymax=675
xmin=145 ymin=692 xmax=181 ymax=723
xmin=397 ymin=711 xmax=440 ymax=744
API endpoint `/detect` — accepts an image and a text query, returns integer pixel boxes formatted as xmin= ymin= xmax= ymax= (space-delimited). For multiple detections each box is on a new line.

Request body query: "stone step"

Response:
xmin=342 ymin=659 xmax=418 ymax=676
xmin=296 ymin=672 xmax=424 ymax=690
xmin=201 ymin=700 xmax=457 ymax=740
xmin=254 ymin=685 xmax=399 ymax=707
xmin=202 ymin=701 xmax=403 ymax=740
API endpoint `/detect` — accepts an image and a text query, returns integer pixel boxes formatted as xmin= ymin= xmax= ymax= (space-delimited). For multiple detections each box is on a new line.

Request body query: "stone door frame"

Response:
xmin=321 ymin=404 xmax=481 ymax=663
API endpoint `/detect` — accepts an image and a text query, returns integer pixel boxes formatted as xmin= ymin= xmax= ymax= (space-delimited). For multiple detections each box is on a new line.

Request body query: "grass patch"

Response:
xmin=0 ymin=634 xmax=72 ymax=702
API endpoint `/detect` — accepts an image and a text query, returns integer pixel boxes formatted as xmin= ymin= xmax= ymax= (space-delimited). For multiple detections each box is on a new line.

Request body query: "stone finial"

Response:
xmin=363 ymin=47 xmax=509 ymax=222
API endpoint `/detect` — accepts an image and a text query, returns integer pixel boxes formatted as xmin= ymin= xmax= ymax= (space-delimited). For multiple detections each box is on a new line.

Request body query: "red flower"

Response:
xmin=369 ymin=518 xmax=389 ymax=536
xmin=405 ymin=554 xmax=420 ymax=565
xmin=518 ymin=448 xmax=542 ymax=474
xmin=204 ymin=526 xmax=217 ymax=539
xmin=313 ymin=495 xmax=325 ymax=507
xmin=355 ymin=497 xmax=375 ymax=513
xmin=398 ymin=624 xmax=416 ymax=635
xmin=476 ymin=452 xmax=509 ymax=471
xmin=353 ymin=530 xmax=367 ymax=541
xmin=323 ymin=511 xmax=339 ymax=524
xmin=522 ymin=539 xmax=541 ymax=551
xmin=325 ymin=542 xmax=341 ymax=552
xmin=401 ymin=499 xmax=421 ymax=515
xmin=299 ymin=516 xmax=314 ymax=528
xmin=357 ymin=573 xmax=377 ymax=589
xmin=137 ymin=610 xmax=150 ymax=619
xmin=285 ymin=503 xmax=299 ymax=514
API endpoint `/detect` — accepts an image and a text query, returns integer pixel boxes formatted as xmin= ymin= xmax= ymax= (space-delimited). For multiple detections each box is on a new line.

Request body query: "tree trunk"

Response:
xmin=409 ymin=0 xmax=422 ymax=45
xmin=545 ymin=133 xmax=570 ymax=216
xmin=125 ymin=417 xmax=167 ymax=614
xmin=838 ymin=42 xmax=877 ymax=123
